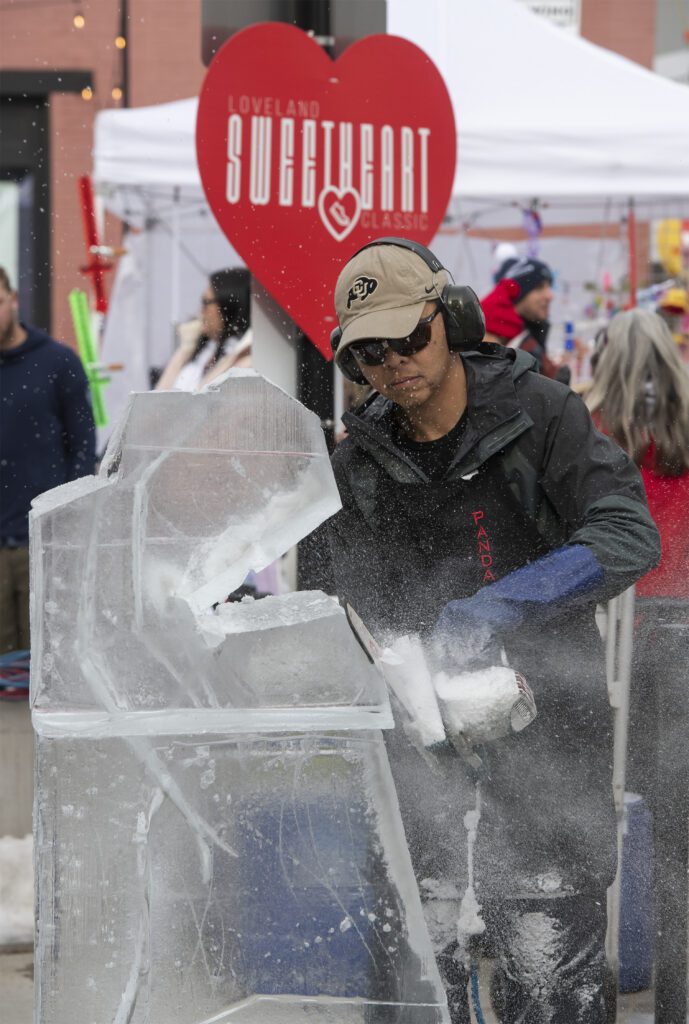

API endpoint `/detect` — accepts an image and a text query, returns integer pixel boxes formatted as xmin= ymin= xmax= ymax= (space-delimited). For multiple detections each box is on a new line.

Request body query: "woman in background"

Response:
xmin=586 ymin=308 xmax=689 ymax=600
xmin=156 ymin=267 xmax=251 ymax=392
xmin=586 ymin=308 xmax=689 ymax=1018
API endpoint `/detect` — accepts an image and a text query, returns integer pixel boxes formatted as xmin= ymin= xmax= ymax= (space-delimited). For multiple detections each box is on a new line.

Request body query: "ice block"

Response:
xmin=31 ymin=371 xmax=448 ymax=1023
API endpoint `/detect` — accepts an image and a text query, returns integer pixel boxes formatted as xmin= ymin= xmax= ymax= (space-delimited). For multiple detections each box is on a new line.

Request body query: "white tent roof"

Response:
xmin=391 ymin=0 xmax=689 ymax=205
xmin=95 ymin=97 xmax=199 ymax=193
xmin=94 ymin=0 xmax=689 ymax=221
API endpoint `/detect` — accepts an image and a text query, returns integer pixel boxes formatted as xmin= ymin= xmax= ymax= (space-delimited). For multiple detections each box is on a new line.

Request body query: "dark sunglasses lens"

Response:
xmin=352 ymin=340 xmax=387 ymax=366
xmin=393 ymin=322 xmax=433 ymax=355
xmin=351 ymin=312 xmax=436 ymax=367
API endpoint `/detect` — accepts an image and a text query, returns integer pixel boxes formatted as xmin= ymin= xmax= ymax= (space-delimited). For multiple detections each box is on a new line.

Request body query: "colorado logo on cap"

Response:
xmin=347 ymin=276 xmax=378 ymax=309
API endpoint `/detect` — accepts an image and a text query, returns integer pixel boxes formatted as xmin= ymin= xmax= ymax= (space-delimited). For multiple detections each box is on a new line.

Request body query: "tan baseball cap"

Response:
xmin=334 ymin=244 xmax=450 ymax=364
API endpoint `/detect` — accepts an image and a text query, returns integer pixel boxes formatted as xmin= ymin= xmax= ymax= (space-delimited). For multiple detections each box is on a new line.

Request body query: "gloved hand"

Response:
xmin=432 ymin=544 xmax=603 ymax=673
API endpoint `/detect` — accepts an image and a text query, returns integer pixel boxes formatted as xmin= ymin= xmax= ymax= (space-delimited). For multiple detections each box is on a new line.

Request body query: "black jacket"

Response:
xmin=326 ymin=344 xmax=660 ymax=895
xmin=0 ymin=325 xmax=96 ymax=542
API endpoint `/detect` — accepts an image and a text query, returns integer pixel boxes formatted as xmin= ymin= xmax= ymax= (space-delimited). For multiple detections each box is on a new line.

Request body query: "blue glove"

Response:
xmin=432 ymin=544 xmax=604 ymax=671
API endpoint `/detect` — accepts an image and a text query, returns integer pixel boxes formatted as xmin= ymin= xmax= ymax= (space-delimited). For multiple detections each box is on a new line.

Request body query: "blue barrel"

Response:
xmin=618 ymin=792 xmax=654 ymax=992
xmin=234 ymin=794 xmax=412 ymax=999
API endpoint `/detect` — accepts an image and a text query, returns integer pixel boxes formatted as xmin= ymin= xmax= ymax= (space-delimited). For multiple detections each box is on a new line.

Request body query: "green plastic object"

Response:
xmin=69 ymin=288 xmax=108 ymax=427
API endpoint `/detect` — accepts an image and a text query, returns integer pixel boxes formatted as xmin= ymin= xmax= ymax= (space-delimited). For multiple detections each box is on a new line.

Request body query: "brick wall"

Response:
xmin=128 ymin=0 xmax=205 ymax=107
xmin=2 ymin=0 xmax=205 ymax=343
xmin=581 ymin=0 xmax=656 ymax=68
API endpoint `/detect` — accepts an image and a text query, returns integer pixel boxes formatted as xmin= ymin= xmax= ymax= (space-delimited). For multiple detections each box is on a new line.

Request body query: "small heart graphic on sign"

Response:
xmin=318 ymin=187 xmax=362 ymax=242
xmin=197 ymin=23 xmax=456 ymax=358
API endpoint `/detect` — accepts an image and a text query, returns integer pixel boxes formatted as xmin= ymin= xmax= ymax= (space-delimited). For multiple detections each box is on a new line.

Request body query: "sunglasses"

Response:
xmin=350 ymin=306 xmax=442 ymax=367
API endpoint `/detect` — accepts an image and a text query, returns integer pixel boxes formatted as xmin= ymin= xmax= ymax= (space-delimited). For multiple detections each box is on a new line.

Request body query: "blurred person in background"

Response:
xmin=156 ymin=266 xmax=283 ymax=598
xmin=481 ymin=258 xmax=573 ymax=382
xmin=156 ymin=267 xmax=251 ymax=392
xmin=586 ymin=307 xmax=689 ymax=1019
xmin=586 ymin=308 xmax=689 ymax=602
xmin=480 ymin=257 xmax=563 ymax=379
xmin=0 ymin=267 xmax=96 ymax=654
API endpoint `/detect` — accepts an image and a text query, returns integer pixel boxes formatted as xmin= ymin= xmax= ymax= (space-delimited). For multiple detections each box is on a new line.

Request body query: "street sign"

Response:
xmin=518 ymin=0 xmax=580 ymax=32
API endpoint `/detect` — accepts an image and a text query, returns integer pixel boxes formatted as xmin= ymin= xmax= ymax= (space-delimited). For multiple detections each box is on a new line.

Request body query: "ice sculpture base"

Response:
xmin=35 ymin=724 xmax=447 ymax=1023
xmin=207 ymin=993 xmax=448 ymax=1022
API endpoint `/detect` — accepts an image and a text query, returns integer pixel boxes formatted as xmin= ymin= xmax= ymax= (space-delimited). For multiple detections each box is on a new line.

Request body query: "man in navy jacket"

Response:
xmin=0 ymin=267 xmax=95 ymax=652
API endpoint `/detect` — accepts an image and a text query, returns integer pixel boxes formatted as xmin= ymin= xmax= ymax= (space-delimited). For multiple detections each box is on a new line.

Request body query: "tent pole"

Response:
xmin=627 ymin=197 xmax=637 ymax=308
xmin=145 ymin=197 xmax=154 ymax=389
xmin=605 ymin=586 xmax=636 ymax=1008
xmin=171 ymin=187 xmax=180 ymax=328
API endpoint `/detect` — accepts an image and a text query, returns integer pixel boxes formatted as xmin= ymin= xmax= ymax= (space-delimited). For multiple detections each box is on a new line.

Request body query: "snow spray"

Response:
xmin=457 ymin=781 xmax=485 ymax=957
xmin=344 ymin=607 xmax=446 ymax=748
xmin=434 ymin=665 xmax=536 ymax=746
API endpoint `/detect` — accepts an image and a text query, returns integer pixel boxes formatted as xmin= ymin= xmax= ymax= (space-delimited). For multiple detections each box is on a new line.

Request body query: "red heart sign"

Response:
xmin=196 ymin=23 xmax=456 ymax=359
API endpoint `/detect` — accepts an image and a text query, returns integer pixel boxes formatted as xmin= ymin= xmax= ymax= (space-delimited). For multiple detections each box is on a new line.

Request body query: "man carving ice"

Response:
xmin=325 ymin=238 xmax=660 ymax=1021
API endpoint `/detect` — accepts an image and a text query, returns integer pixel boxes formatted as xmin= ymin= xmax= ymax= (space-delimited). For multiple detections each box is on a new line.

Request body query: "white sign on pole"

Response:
xmin=517 ymin=0 xmax=580 ymax=32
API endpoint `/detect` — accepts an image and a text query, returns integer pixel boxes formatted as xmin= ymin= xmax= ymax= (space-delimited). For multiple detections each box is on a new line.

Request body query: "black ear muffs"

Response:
xmin=331 ymin=237 xmax=486 ymax=383
xmin=442 ymin=284 xmax=486 ymax=350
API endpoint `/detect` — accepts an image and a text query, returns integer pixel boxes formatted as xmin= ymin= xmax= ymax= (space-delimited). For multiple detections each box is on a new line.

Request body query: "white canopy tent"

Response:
xmin=95 ymin=0 xmax=689 ymax=220
xmin=92 ymin=0 xmax=689 ymax=438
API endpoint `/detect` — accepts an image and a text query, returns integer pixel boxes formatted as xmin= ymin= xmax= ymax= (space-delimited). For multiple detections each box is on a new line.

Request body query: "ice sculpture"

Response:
xmin=31 ymin=371 xmax=448 ymax=1023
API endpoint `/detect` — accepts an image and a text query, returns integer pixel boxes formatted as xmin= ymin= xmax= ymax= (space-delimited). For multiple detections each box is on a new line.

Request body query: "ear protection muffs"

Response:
xmin=331 ymin=236 xmax=486 ymax=384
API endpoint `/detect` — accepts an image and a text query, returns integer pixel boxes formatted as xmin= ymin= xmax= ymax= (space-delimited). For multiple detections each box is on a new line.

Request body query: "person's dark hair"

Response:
xmin=192 ymin=267 xmax=251 ymax=363
xmin=210 ymin=267 xmax=251 ymax=340
xmin=0 ymin=267 xmax=14 ymax=293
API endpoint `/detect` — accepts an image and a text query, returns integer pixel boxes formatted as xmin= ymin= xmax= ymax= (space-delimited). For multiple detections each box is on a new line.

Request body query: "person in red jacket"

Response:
xmin=586 ymin=307 xmax=689 ymax=1020
xmin=586 ymin=308 xmax=689 ymax=599
xmin=481 ymin=257 xmax=561 ymax=378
